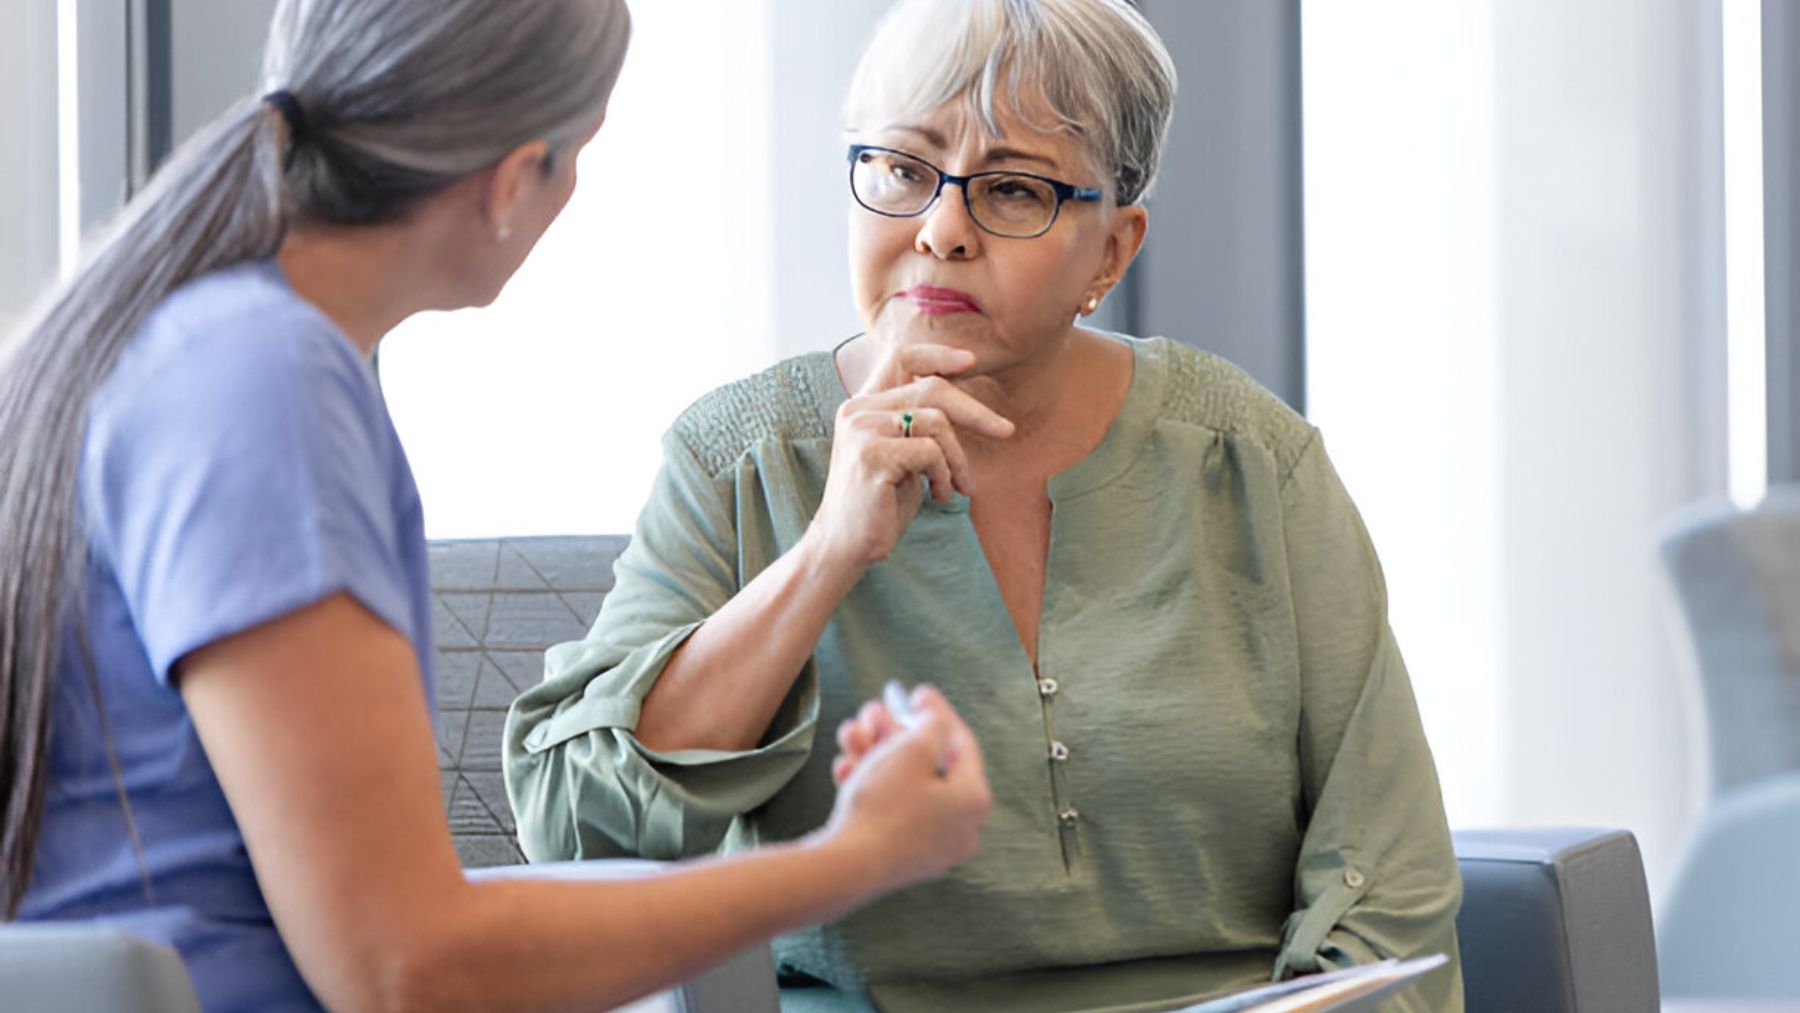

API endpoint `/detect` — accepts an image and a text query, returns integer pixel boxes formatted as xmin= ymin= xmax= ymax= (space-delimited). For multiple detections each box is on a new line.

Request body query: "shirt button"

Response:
xmin=1048 ymin=741 xmax=1070 ymax=762
xmin=1058 ymin=806 xmax=1081 ymax=825
xmin=1037 ymin=677 xmax=1059 ymax=697
xmin=1344 ymin=868 xmax=1366 ymax=889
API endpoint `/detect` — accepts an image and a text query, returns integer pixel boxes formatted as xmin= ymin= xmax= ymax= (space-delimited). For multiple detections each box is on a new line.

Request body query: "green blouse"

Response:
xmin=503 ymin=336 xmax=1463 ymax=1012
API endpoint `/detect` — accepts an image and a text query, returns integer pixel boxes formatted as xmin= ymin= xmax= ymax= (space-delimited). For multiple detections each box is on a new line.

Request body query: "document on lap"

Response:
xmin=1160 ymin=954 xmax=1450 ymax=1013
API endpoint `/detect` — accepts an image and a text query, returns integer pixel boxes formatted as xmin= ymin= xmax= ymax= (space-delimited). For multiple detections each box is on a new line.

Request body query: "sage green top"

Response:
xmin=504 ymin=336 xmax=1463 ymax=1012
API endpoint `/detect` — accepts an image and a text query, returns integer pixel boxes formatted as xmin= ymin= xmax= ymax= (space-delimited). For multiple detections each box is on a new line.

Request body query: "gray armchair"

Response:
xmin=425 ymin=538 xmax=1663 ymax=1012
xmin=1454 ymin=827 xmax=1659 ymax=1013
xmin=0 ymin=536 xmax=1666 ymax=1011
xmin=1 ymin=825 xmax=1660 ymax=1012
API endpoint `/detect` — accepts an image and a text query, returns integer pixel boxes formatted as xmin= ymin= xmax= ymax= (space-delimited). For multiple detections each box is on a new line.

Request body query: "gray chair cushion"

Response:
xmin=429 ymin=535 xmax=630 ymax=867
xmin=0 ymin=923 xmax=201 ymax=1013
xmin=433 ymin=537 xmax=778 ymax=1013
xmin=1454 ymin=828 xmax=1659 ymax=1013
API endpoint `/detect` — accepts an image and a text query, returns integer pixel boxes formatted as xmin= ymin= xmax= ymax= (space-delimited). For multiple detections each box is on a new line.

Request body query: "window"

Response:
xmin=379 ymin=0 xmax=778 ymax=539
xmin=0 ymin=4 xmax=63 ymax=332
xmin=1301 ymin=0 xmax=1502 ymax=828
xmin=1724 ymin=0 xmax=1766 ymax=507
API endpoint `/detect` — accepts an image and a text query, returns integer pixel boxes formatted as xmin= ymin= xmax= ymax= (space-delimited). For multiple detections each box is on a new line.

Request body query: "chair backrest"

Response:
xmin=1658 ymin=488 xmax=1800 ymax=795
xmin=0 ymin=923 xmax=202 ymax=1013
xmin=1454 ymin=827 xmax=1660 ymax=1013
xmin=1656 ymin=773 xmax=1800 ymax=998
xmin=428 ymin=535 xmax=630 ymax=866
xmin=430 ymin=535 xmax=778 ymax=1013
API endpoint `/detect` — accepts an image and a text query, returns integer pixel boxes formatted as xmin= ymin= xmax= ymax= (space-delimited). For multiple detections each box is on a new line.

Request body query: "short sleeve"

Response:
xmin=83 ymin=308 xmax=413 ymax=683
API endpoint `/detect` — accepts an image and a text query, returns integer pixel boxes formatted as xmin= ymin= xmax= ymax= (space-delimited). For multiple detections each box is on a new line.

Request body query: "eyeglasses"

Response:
xmin=847 ymin=144 xmax=1103 ymax=239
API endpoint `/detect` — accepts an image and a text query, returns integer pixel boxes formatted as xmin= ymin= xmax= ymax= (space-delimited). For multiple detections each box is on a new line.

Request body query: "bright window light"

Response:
xmin=1724 ymin=0 xmax=1767 ymax=509
xmin=56 ymin=0 xmax=80 ymax=279
xmin=1301 ymin=0 xmax=1502 ymax=827
xmin=379 ymin=0 xmax=775 ymax=539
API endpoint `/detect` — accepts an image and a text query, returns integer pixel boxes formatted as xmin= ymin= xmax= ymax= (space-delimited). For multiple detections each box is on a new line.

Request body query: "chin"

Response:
xmin=462 ymin=278 xmax=510 ymax=310
xmin=894 ymin=316 xmax=991 ymax=347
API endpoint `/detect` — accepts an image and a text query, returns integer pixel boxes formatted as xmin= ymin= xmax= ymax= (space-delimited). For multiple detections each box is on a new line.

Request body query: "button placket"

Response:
xmin=1035 ymin=640 xmax=1076 ymax=866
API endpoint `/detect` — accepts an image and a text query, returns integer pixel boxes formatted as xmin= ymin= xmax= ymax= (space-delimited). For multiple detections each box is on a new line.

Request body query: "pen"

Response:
xmin=883 ymin=679 xmax=950 ymax=777
xmin=883 ymin=679 xmax=922 ymax=729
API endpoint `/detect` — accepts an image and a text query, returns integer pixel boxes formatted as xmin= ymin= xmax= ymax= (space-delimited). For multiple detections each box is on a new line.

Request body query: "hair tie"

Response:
xmin=262 ymin=89 xmax=309 ymax=143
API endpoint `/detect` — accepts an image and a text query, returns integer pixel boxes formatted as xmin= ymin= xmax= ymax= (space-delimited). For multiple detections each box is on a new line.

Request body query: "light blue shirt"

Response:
xmin=17 ymin=260 xmax=435 ymax=1012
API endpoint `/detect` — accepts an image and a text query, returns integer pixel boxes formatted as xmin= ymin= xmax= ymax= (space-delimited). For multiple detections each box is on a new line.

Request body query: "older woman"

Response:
xmin=506 ymin=0 xmax=1462 ymax=1010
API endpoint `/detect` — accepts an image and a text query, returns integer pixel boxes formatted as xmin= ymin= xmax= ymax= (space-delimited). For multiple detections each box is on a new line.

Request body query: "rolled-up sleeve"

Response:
xmin=503 ymin=429 xmax=819 ymax=863
xmin=1271 ymin=432 xmax=1464 ymax=1012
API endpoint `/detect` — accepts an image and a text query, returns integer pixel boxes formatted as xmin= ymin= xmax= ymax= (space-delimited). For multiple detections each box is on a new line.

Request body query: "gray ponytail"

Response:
xmin=0 ymin=0 xmax=631 ymax=917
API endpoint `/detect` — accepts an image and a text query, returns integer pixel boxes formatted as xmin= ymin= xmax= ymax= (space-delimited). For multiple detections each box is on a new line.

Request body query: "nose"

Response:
xmin=913 ymin=180 xmax=983 ymax=260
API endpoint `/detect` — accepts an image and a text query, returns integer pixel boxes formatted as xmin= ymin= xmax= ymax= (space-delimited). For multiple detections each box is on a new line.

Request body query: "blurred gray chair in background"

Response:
xmin=1656 ymin=488 xmax=1800 ymax=998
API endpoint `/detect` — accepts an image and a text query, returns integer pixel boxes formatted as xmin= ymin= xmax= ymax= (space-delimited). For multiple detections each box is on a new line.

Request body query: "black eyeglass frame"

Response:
xmin=846 ymin=143 xmax=1104 ymax=239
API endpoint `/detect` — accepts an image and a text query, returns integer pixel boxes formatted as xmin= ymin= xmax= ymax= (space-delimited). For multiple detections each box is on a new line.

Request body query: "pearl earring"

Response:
xmin=1083 ymin=294 xmax=1100 ymax=315
xmin=497 ymin=224 xmax=513 ymax=242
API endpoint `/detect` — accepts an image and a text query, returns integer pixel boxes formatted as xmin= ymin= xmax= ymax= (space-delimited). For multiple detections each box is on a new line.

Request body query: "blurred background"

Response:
xmin=1 ymin=0 xmax=1791 ymax=977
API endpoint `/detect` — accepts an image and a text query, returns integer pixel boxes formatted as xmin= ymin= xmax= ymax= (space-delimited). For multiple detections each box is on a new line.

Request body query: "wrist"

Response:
xmin=795 ymin=522 xmax=871 ymax=587
xmin=797 ymin=823 xmax=899 ymax=914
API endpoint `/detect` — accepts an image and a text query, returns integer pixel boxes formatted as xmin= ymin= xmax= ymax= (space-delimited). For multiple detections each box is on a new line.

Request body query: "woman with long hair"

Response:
xmin=0 ymin=2 xmax=989 ymax=1009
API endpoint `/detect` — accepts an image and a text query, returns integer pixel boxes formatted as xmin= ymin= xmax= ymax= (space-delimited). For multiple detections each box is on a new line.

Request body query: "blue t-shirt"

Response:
xmin=16 ymin=259 xmax=436 ymax=1011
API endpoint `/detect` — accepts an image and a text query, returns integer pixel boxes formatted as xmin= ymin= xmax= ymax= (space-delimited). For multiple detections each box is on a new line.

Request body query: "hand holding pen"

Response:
xmin=833 ymin=680 xmax=962 ymax=784
xmin=823 ymin=681 xmax=991 ymax=890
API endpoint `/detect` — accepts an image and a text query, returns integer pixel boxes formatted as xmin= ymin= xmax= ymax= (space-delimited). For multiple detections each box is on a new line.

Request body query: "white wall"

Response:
xmin=170 ymin=0 xmax=279 ymax=139
xmin=380 ymin=0 xmax=782 ymax=538
xmin=1491 ymin=0 xmax=1725 ymax=893
xmin=0 ymin=4 xmax=61 ymax=331
xmin=1303 ymin=1 xmax=1505 ymax=831
xmin=1306 ymin=0 xmax=1728 ymax=895
xmin=768 ymin=0 xmax=889 ymax=359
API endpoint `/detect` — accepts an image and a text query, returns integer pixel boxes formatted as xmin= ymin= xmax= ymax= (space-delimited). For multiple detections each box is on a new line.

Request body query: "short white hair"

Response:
xmin=843 ymin=0 xmax=1177 ymax=205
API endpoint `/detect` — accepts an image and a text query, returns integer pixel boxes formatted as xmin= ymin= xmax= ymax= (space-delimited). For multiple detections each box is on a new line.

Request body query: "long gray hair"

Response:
xmin=0 ymin=0 xmax=630 ymax=917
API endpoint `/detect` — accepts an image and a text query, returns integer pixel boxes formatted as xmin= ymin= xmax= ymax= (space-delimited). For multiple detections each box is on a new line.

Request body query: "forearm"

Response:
xmin=636 ymin=529 xmax=863 ymax=752
xmin=412 ymin=832 xmax=887 ymax=1013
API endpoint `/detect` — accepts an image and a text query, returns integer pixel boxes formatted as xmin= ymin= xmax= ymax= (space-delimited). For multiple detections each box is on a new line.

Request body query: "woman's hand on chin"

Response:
xmin=807 ymin=342 xmax=1014 ymax=570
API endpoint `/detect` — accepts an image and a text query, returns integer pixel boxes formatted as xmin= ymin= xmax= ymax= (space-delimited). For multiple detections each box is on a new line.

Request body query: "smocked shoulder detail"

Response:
xmin=669 ymin=353 xmax=836 ymax=477
xmin=1155 ymin=339 xmax=1317 ymax=486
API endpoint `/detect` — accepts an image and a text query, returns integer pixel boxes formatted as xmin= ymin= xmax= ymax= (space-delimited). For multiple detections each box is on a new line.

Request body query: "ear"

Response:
xmin=1091 ymin=203 xmax=1149 ymax=297
xmin=482 ymin=139 xmax=553 ymax=235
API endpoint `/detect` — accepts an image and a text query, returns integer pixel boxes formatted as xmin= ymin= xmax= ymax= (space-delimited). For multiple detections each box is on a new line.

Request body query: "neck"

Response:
xmin=956 ymin=327 xmax=1114 ymax=449
xmin=275 ymin=222 xmax=440 ymax=355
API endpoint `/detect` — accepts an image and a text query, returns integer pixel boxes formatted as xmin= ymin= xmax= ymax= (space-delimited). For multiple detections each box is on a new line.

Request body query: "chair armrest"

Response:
xmin=0 ymin=923 xmax=202 ymax=1013
xmin=1454 ymin=827 xmax=1660 ymax=1013
xmin=467 ymin=860 xmax=780 ymax=1013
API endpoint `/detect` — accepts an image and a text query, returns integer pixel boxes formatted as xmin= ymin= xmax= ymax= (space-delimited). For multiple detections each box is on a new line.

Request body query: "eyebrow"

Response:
xmin=888 ymin=124 xmax=1063 ymax=172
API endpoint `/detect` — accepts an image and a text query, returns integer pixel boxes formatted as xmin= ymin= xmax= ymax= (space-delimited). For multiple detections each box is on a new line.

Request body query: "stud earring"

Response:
xmin=496 ymin=224 xmax=513 ymax=242
xmin=1083 ymin=294 xmax=1100 ymax=315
